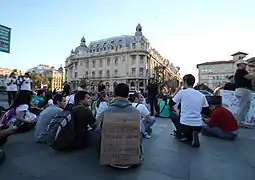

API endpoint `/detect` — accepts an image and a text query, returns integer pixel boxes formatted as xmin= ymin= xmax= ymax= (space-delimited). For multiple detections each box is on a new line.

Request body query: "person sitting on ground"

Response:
xmin=169 ymin=74 xmax=209 ymax=147
xmin=98 ymin=83 xmax=143 ymax=168
xmin=7 ymin=90 xmax=36 ymax=132
xmin=66 ymin=91 xmax=97 ymax=150
xmin=35 ymin=94 xmax=66 ymax=143
xmin=223 ymin=75 xmax=236 ymax=91
xmin=201 ymin=96 xmax=238 ymax=140
xmin=42 ymin=92 xmax=54 ymax=109
xmin=95 ymin=92 xmax=108 ymax=119
xmin=157 ymin=95 xmax=170 ymax=118
xmin=31 ymin=90 xmax=45 ymax=108
xmin=130 ymin=92 xmax=155 ymax=139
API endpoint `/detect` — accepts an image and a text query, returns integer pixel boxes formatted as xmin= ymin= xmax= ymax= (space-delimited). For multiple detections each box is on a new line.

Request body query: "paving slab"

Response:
xmin=0 ymin=117 xmax=255 ymax=180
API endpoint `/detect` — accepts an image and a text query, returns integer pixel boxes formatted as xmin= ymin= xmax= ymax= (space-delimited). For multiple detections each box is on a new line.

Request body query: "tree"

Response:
xmin=30 ymin=73 xmax=42 ymax=89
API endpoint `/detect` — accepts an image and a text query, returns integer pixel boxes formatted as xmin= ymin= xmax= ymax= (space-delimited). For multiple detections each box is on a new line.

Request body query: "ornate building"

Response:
xmin=65 ymin=24 xmax=181 ymax=92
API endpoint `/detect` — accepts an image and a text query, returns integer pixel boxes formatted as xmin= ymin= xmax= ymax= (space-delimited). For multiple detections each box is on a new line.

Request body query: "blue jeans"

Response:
xmin=202 ymin=125 xmax=237 ymax=140
xmin=169 ymin=111 xmax=180 ymax=130
xmin=142 ymin=117 xmax=156 ymax=134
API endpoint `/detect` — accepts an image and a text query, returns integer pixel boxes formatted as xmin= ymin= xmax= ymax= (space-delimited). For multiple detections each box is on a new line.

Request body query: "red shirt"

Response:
xmin=206 ymin=106 xmax=238 ymax=131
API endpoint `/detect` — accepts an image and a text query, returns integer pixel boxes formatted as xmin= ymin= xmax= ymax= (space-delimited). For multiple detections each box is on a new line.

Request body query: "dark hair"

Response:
xmin=74 ymin=91 xmax=89 ymax=104
xmin=37 ymin=90 xmax=44 ymax=96
xmin=10 ymin=90 xmax=32 ymax=108
xmin=228 ymin=75 xmax=234 ymax=80
xmin=53 ymin=94 xmax=63 ymax=105
xmin=183 ymin=74 xmax=195 ymax=87
xmin=114 ymin=83 xmax=129 ymax=98
xmin=209 ymin=96 xmax=222 ymax=106
xmin=128 ymin=93 xmax=139 ymax=103
xmin=96 ymin=92 xmax=106 ymax=108
xmin=43 ymin=92 xmax=53 ymax=106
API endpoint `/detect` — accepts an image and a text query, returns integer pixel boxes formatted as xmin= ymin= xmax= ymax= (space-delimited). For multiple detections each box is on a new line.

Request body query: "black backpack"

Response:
xmin=46 ymin=110 xmax=75 ymax=151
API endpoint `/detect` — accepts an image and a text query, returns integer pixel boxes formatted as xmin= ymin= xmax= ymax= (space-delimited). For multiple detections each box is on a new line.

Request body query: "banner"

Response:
xmin=0 ymin=25 xmax=11 ymax=53
xmin=220 ymin=90 xmax=255 ymax=125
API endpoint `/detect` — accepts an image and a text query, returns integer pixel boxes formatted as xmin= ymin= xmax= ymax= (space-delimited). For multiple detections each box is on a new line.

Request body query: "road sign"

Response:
xmin=0 ymin=25 xmax=11 ymax=53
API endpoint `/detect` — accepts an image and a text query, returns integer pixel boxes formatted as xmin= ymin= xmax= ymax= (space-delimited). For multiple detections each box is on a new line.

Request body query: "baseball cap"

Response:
xmin=236 ymin=60 xmax=248 ymax=66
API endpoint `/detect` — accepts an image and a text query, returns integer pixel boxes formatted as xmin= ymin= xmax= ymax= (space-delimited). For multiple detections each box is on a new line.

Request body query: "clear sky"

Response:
xmin=1 ymin=0 xmax=255 ymax=77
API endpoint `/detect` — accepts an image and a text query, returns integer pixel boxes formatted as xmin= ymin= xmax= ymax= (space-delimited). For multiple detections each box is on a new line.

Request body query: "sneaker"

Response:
xmin=192 ymin=131 xmax=200 ymax=147
xmin=0 ymin=149 xmax=5 ymax=166
xmin=144 ymin=132 xmax=151 ymax=139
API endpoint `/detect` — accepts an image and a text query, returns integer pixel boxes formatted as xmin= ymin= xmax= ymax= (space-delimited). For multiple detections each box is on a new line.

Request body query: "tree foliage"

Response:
xmin=30 ymin=73 xmax=51 ymax=89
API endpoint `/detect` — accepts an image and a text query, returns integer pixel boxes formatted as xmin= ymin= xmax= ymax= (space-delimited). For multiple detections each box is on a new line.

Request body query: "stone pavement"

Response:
xmin=0 ymin=115 xmax=255 ymax=180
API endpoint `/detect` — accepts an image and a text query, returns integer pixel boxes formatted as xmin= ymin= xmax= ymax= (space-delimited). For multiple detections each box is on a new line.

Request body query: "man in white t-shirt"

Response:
xmin=6 ymin=72 xmax=18 ymax=106
xmin=169 ymin=74 xmax=209 ymax=147
xmin=20 ymin=73 xmax=32 ymax=91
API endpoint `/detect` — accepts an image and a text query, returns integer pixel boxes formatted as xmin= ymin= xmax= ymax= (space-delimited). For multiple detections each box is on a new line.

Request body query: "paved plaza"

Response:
xmin=0 ymin=95 xmax=255 ymax=180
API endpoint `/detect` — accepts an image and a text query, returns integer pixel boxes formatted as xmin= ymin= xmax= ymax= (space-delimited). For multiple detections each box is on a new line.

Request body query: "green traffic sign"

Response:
xmin=0 ymin=24 xmax=11 ymax=53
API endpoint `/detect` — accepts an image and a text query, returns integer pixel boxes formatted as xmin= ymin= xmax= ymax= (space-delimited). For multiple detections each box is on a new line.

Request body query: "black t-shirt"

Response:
xmin=98 ymin=84 xmax=106 ymax=92
xmin=234 ymin=69 xmax=252 ymax=89
xmin=223 ymin=82 xmax=236 ymax=91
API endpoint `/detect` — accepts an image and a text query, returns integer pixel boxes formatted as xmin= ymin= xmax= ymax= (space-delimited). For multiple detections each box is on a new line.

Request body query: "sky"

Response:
xmin=1 ymin=0 xmax=255 ymax=78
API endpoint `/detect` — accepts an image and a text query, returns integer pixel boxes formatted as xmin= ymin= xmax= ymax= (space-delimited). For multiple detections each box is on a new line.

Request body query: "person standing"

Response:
xmin=234 ymin=60 xmax=255 ymax=126
xmin=6 ymin=72 xmax=18 ymax=106
xmin=63 ymin=81 xmax=71 ymax=96
xmin=147 ymin=79 xmax=158 ymax=116
xmin=20 ymin=73 xmax=32 ymax=91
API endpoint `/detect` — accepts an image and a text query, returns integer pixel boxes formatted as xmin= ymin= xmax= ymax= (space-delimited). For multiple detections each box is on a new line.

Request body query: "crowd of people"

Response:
xmin=0 ymin=59 xmax=254 ymax=168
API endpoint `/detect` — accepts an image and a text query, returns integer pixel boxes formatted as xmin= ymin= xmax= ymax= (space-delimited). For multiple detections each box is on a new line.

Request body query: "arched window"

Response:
xmin=113 ymin=82 xmax=118 ymax=88
xmin=139 ymin=82 xmax=144 ymax=87
xmin=131 ymin=82 xmax=135 ymax=87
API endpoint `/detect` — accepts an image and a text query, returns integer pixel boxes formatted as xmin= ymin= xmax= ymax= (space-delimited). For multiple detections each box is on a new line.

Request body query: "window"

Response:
xmin=92 ymin=71 xmax=95 ymax=78
xmin=141 ymin=42 xmax=144 ymax=47
xmin=132 ymin=68 xmax=136 ymax=76
xmin=99 ymin=70 xmax=102 ymax=77
xmin=92 ymin=60 xmax=95 ymax=68
xmin=139 ymin=68 xmax=144 ymax=76
xmin=75 ymin=62 xmax=78 ymax=69
xmin=86 ymin=60 xmax=89 ymax=68
xmin=114 ymin=69 xmax=118 ymax=76
xmin=115 ymin=57 xmax=118 ymax=65
xmin=146 ymin=69 xmax=148 ymax=76
xmin=103 ymin=43 xmax=107 ymax=50
xmin=132 ymin=56 xmax=136 ymax=65
xmin=75 ymin=72 xmax=78 ymax=78
xmin=111 ymin=41 xmax=114 ymax=50
xmin=132 ymin=43 xmax=136 ymax=49
xmin=122 ymin=56 xmax=125 ymax=61
xmin=80 ymin=61 xmax=83 ymax=66
xmin=139 ymin=56 xmax=144 ymax=64
xmin=96 ymin=44 xmax=99 ymax=52
xmin=106 ymin=70 xmax=110 ymax=77
xmin=107 ymin=58 xmax=110 ymax=66
xmin=119 ymin=40 xmax=122 ymax=49
xmin=100 ymin=59 xmax=103 ymax=67
xmin=85 ymin=71 xmax=88 ymax=77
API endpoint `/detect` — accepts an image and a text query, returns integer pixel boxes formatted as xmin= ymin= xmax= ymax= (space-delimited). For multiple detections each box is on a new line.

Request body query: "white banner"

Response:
xmin=220 ymin=90 xmax=255 ymax=125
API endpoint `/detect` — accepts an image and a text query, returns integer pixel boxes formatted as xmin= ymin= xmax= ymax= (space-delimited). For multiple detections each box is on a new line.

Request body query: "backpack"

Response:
xmin=0 ymin=108 xmax=16 ymax=127
xmin=46 ymin=110 xmax=75 ymax=151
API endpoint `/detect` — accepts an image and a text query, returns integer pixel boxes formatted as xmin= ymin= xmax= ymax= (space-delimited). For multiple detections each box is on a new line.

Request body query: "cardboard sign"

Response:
xmin=100 ymin=112 xmax=141 ymax=165
xmin=220 ymin=90 xmax=255 ymax=125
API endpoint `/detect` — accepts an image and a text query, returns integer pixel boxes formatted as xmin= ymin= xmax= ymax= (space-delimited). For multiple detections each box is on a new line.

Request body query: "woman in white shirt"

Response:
xmin=95 ymin=93 xmax=108 ymax=119
xmin=20 ymin=73 xmax=32 ymax=91
xmin=130 ymin=92 xmax=156 ymax=139
xmin=9 ymin=90 xmax=36 ymax=132
xmin=6 ymin=72 xmax=18 ymax=106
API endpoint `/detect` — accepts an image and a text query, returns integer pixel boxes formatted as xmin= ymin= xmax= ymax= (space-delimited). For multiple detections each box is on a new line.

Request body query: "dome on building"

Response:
xmin=74 ymin=37 xmax=88 ymax=57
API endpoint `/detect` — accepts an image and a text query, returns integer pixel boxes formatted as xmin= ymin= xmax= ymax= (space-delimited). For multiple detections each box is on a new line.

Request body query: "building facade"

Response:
xmin=65 ymin=24 xmax=181 ymax=92
xmin=27 ymin=65 xmax=65 ymax=91
xmin=197 ymin=52 xmax=248 ymax=90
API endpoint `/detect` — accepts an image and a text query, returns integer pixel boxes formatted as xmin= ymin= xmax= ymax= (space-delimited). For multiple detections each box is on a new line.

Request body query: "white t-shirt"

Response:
xmin=16 ymin=104 xmax=29 ymax=113
xmin=66 ymin=94 xmax=75 ymax=105
xmin=173 ymin=88 xmax=209 ymax=126
xmin=132 ymin=102 xmax=150 ymax=132
xmin=6 ymin=77 xmax=18 ymax=91
xmin=20 ymin=77 xmax=32 ymax=91
xmin=96 ymin=101 xmax=108 ymax=116
xmin=48 ymin=99 xmax=53 ymax=106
